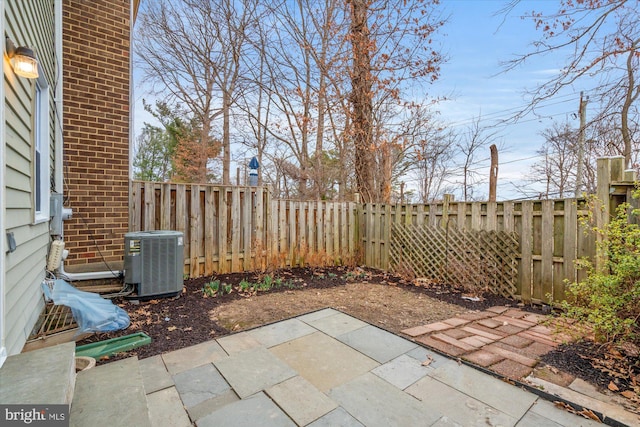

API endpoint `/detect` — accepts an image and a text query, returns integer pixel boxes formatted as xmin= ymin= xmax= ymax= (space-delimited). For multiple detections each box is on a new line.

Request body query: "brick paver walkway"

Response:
xmin=401 ymin=306 xmax=574 ymax=380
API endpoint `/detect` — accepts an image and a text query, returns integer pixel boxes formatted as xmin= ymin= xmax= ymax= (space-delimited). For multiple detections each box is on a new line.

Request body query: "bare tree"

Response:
xmin=456 ymin=115 xmax=499 ymax=201
xmin=404 ymin=115 xmax=457 ymax=203
xmin=136 ymin=0 xmax=259 ymax=183
xmin=504 ymin=0 xmax=639 ymax=167
xmin=529 ymin=122 xmax=578 ymax=198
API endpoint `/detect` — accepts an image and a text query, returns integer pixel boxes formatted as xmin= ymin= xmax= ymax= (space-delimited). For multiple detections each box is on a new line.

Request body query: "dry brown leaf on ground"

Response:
xmin=578 ymin=408 xmax=601 ymax=422
xmin=608 ymin=381 xmax=619 ymax=391
xmin=422 ymin=356 xmax=433 ymax=367
xmin=621 ymin=390 xmax=640 ymax=401
xmin=167 ymin=326 xmax=177 ymax=331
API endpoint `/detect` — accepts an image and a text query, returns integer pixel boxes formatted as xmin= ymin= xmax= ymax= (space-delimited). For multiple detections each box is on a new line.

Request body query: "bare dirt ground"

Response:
xmin=77 ymin=266 xmax=639 ymax=409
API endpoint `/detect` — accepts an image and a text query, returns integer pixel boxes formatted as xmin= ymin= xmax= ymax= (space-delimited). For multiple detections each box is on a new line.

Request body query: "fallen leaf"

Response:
xmin=608 ymin=381 xmax=619 ymax=391
xmin=184 ymin=327 xmax=192 ymax=332
xmin=167 ymin=326 xmax=177 ymax=331
xmin=421 ymin=356 xmax=433 ymax=367
xmin=621 ymin=390 xmax=638 ymax=400
xmin=577 ymin=409 xmax=601 ymax=422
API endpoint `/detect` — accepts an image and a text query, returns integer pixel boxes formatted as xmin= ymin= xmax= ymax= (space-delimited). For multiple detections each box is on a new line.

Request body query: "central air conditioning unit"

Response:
xmin=124 ymin=230 xmax=184 ymax=298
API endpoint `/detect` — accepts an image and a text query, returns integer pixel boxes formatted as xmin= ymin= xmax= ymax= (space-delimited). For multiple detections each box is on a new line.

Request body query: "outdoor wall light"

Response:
xmin=5 ymin=36 xmax=39 ymax=79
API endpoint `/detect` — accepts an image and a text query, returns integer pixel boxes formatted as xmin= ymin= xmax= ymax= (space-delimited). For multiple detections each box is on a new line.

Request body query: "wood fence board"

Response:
xmin=541 ymin=200 xmax=554 ymax=302
xmin=161 ymin=183 xmax=172 ymax=230
xmin=242 ymin=189 xmax=252 ymax=271
xmin=130 ymin=182 xmax=141 ymax=231
xmin=144 ymin=182 xmax=155 ymax=230
xmin=204 ymin=187 xmax=215 ymax=276
xmin=231 ymin=187 xmax=241 ymax=271
xmin=520 ymin=201 xmax=533 ymax=303
xmin=563 ymin=198 xmax=577 ymax=297
xmin=218 ymin=189 xmax=228 ymax=273
xmin=189 ymin=185 xmax=200 ymax=278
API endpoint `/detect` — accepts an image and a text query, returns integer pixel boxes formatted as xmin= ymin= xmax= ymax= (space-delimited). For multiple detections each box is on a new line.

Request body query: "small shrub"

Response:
xmin=561 ymin=196 xmax=640 ymax=346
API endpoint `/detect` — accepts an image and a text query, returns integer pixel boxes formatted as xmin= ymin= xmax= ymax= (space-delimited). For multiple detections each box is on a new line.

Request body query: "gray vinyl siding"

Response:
xmin=4 ymin=0 xmax=56 ymax=355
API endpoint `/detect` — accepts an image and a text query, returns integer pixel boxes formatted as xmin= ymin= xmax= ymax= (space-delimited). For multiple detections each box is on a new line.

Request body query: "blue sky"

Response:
xmin=431 ymin=0 xmax=586 ymax=199
xmin=133 ymin=1 xmax=589 ymax=200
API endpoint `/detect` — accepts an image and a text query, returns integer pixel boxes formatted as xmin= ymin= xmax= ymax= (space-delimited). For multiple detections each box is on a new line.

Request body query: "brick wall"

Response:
xmin=62 ymin=0 xmax=130 ymax=267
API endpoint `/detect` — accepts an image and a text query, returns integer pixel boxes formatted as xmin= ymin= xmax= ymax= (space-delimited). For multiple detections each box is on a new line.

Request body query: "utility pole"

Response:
xmin=489 ymin=144 xmax=498 ymax=202
xmin=575 ymin=91 xmax=588 ymax=197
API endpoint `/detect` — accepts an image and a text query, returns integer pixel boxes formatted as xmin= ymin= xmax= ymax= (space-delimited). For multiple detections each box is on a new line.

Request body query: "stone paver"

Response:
xmin=462 ymin=324 xmax=505 ymax=340
xmin=337 ymin=325 xmax=417 ymax=363
xmin=405 ymin=346 xmax=456 ymax=371
xmin=371 ymin=354 xmax=431 ymax=390
xmin=146 ymin=387 xmax=191 ymax=427
xmin=173 ymin=363 xmax=231 ymax=408
xmin=406 ymin=376 xmax=517 ymax=426
xmin=441 ymin=328 xmax=472 ymax=339
xmin=431 ymin=332 xmax=476 ymax=351
xmin=329 ymin=373 xmax=442 ymax=427
xmin=125 ymin=309 xmax=629 ymax=427
xmin=186 ymin=390 xmax=239 ymax=422
xmin=162 ymin=340 xmax=227 ymax=375
xmin=138 ymin=355 xmax=173 ymax=394
xmin=525 ymin=376 xmax=640 ymax=426
xmin=430 ymin=361 xmax=538 ymax=419
xmin=499 ymin=334 xmax=534 ymax=349
xmin=463 ymin=350 xmax=505 ymax=367
xmin=476 ymin=318 xmax=503 ymax=329
xmin=216 ymin=331 xmax=262 ymax=355
xmin=484 ymin=343 xmax=538 ymax=367
xmin=493 ymin=315 xmax=537 ymax=329
xmin=214 ymin=347 xmax=297 ymax=398
xmin=306 ymin=407 xmax=365 ymax=427
xmin=415 ymin=335 xmax=467 ymax=356
xmin=270 ymin=331 xmax=379 ymax=392
xmin=486 ymin=306 xmax=510 ymax=314
xmin=521 ymin=398 xmax=603 ymax=427
xmin=248 ymin=318 xmax=316 ymax=348
xmin=266 ymin=376 xmax=337 ymax=426
xmin=490 ymin=358 xmax=534 ymax=379
xmin=401 ymin=324 xmax=434 ymax=337
xmin=442 ymin=317 xmax=471 ymax=327
xmin=303 ymin=311 xmax=368 ymax=337
xmin=0 ymin=342 xmax=75 ymax=405
xmin=296 ymin=307 xmax=340 ymax=323
xmin=196 ymin=392 xmax=296 ymax=427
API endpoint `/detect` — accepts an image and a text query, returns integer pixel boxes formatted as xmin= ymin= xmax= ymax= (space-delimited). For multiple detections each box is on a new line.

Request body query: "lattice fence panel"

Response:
xmin=390 ymin=224 xmax=519 ymax=298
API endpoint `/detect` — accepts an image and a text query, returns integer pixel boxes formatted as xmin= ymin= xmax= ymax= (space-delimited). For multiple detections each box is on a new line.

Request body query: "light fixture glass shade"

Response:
xmin=11 ymin=47 xmax=39 ymax=79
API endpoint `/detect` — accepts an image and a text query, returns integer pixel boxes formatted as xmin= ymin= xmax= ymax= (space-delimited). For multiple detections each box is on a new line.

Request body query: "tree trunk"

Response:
xmin=489 ymin=144 xmax=498 ymax=202
xmin=348 ymin=0 xmax=375 ymax=203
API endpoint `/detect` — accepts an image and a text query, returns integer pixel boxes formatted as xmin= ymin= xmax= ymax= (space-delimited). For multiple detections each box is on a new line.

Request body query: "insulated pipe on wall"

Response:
xmin=57 ymin=249 xmax=123 ymax=281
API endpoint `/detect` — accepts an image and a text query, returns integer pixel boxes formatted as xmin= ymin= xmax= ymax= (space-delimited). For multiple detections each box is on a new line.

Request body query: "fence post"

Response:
xmin=594 ymin=156 xmax=625 ymax=273
xmin=442 ymin=194 xmax=453 ymax=228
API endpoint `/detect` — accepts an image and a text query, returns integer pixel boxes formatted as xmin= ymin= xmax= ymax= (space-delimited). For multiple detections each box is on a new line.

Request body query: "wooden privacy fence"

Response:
xmin=364 ymin=198 xmax=593 ymax=303
xmin=130 ymin=157 xmax=636 ymax=303
xmin=363 ymin=157 xmax=637 ymax=303
xmin=129 ymin=181 xmax=358 ymax=277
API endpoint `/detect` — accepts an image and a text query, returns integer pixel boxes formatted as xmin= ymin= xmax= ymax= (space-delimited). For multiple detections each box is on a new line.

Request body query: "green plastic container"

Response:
xmin=76 ymin=332 xmax=152 ymax=359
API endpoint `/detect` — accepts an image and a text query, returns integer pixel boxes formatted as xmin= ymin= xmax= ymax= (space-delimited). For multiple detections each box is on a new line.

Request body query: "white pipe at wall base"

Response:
xmin=55 ymin=245 xmax=123 ymax=281
xmin=57 ymin=260 xmax=123 ymax=281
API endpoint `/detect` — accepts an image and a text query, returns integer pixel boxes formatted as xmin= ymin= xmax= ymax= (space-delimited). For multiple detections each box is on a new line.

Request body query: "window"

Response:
xmin=34 ymin=69 xmax=50 ymax=223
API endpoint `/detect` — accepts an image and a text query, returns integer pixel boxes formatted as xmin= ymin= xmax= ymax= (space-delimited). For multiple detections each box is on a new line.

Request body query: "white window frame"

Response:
xmin=34 ymin=68 xmax=50 ymax=223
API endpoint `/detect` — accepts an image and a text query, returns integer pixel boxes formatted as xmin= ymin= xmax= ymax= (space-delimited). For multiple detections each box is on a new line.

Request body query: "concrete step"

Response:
xmin=0 ymin=342 xmax=76 ymax=405
xmin=70 ymin=356 xmax=151 ymax=427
